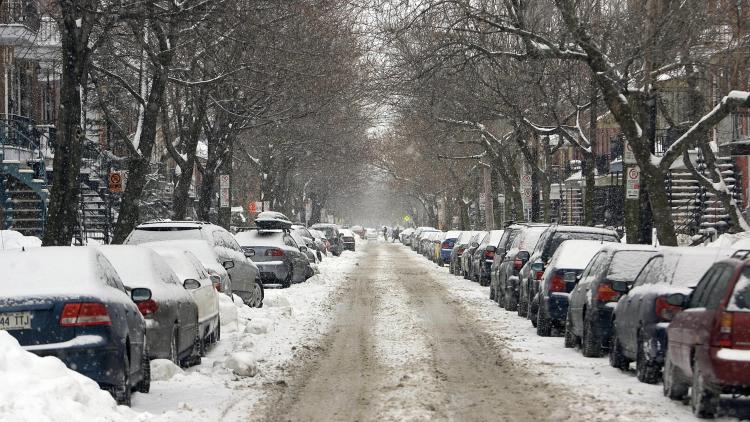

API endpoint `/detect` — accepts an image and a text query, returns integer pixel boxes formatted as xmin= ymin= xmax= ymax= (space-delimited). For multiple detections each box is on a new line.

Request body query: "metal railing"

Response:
xmin=0 ymin=0 xmax=40 ymax=31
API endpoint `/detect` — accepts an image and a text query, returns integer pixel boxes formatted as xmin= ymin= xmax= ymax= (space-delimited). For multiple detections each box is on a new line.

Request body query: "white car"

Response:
xmin=147 ymin=244 xmax=221 ymax=352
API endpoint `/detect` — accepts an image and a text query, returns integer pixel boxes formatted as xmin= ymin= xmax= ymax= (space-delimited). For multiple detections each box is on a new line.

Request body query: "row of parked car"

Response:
xmin=0 ymin=212 xmax=351 ymax=406
xmin=404 ymin=224 xmax=750 ymax=418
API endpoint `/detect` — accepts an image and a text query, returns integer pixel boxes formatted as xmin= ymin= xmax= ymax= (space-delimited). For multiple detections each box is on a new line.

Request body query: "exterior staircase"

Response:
xmin=0 ymin=149 xmax=49 ymax=237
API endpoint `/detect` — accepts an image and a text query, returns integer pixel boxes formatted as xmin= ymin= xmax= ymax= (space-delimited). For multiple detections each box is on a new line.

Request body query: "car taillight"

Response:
xmin=550 ymin=272 xmax=565 ymax=292
xmin=654 ymin=296 xmax=683 ymax=322
xmin=442 ymin=241 xmax=450 ymax=249
xmin=458 ymin=247 xmax=465 ymax=255
xmin=484 ymin=250 xmax=495 ymax=259
xmin=137 ymin=299 xmax=159 ymax=317
xmin=266 ymin=249 xmax=285 ymax=257
xmin=595 ymin=282 xmax=620 ymax=302
xmin=513 ymin=258 xmax=524 ymax=270
xmin=713 ymin=312 xmax=734 ymax=347
xmin=534 ymin=269 xmax=545 ymax=280
xmin=60 ymin=303 xmax=111 ymax=327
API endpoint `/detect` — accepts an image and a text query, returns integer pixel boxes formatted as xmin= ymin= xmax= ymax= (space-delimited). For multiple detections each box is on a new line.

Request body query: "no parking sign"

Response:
xmin=626 ymin=167 xmax=640 ymax=199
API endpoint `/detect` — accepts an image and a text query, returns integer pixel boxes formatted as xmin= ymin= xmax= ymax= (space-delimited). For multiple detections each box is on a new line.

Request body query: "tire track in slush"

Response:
xmin=255 ymin=242 xmax=576 ymax=421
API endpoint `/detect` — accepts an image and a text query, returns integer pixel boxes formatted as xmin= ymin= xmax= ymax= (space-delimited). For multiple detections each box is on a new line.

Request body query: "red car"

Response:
xmin=664 ymin=252 xmax=750 ymax=418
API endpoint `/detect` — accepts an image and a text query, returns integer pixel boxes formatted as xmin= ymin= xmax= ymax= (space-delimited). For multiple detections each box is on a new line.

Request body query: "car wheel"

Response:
xmin=489 ymin=284 xmax=496 ymax=301
xmin=564 ymin=312 xmax=577 ymax=348
xmin=608 ymin=327 xmax=630 ymax=371
xmin=518 ymin=291 xmax=528 ymax=318
xmin=252 ymin=281 xmax=264 ymax=308
xmin=136 ymin=344 xmax=151 ymax=394
xmin=636 ymin=334 xmax=661 ymax=384
xmin=505 ymin=290 xmax=518 ymax=312
xmin=215 ymin=317 xmax=221 ymax=343
xmin=663 ymin=356 xmax=688 ymax=401
xmin=691 ymin=363 xmax=718 ymax=418
xmin=582 ymin=315 xmax=602 ymax=357
xmin=110 ymin=353 xmax=132 ymax=406
xmin=536 ymin=308 xmax=552 ymax=337
xmin=282 ymin=268 xmax=292 ymax=288
xmin=317 ymin=251 xmax=322 ymax=261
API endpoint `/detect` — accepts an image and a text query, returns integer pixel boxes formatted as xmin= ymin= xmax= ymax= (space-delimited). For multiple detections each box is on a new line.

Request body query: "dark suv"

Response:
xmin=493 ymin=224 xmax=549 ymax=310
xmin=522 ymin=225 xmax=620 ymax=320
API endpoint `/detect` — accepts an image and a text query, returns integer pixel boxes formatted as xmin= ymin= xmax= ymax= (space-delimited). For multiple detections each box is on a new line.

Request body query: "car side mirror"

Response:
xmin=183 ymin=279 xmax=201 ymax=290
xmin=517 ymin=250 xmax=530 ymax=261
xmin=471 ymin=242 xmax=479 ymax=248
xmin=611 ymin=280 xmax=629 ymax=293
xmin=486 ymin=246 xmax=496 ymax=253
xmin=299 ymin=245 xmax=308 ymax=252
xmin=131 ymin=287 xmax=152 ymax=302
xmin=223 ymin=260 xmax=235 ymax=270
xmin=666 ymin=292 xmax=688 ymax=307
xmin=531 ymin=262 xmax=545 ymax=272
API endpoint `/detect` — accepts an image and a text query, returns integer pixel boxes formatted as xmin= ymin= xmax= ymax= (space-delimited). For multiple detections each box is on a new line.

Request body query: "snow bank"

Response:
xmin=150 ymin=359 xmax=183 ymax=381
xmin=0 ymin=331 xmax=147 ymax=422
xmin=706 ymin=232 xmax=750 ymax=248
xmin=0 ymin=230 xmax=41 ymax=250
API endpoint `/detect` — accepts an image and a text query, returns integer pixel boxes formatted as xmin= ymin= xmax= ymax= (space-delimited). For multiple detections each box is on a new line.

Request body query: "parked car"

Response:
xmin=310 ymin=223 xmax=343 ymax=256
xmin=366 ymin=228 xmax=379 ymax=240
xmin=125 ymin=221 xmax=260 ymax=306
xmin=146 ymin=244 xmax=221 ymax=350
xmin=400 ymin=228 xmax=415 ymax=244
xmin=98 ymin=246 xmax=200 ymax=367
xmin=470 ymin=229 xmax=505 ymax=286
xmin=438 ymin=230 xmax=462 ymax=266
xmin=494 ymin=225 xmax=549 ymax=310
xmin=521 ymin=225 xmax=620 ymax=320
xmin=351 ymin=225 xmax=365 ymax=239
xmin=234 ymin=228 xmax=312 ymax=288
xmin=340 ymin=229 xmax=357 ymax=251
xmin=489 ymin=225 xmax=527 ymax=301
xmin=292 ymin=224 xmax=324 ymax=261
xmin=609 ymin=247 xmax=733 ymax=382
xmin=462 ymin=232 xmax=487 ymax=280
xmin=663 ymin=251 xmax=750 ymax=417
xmin=565 ymin=244 xmax=661 ymax=357
xmin=410 ymin=227 xmax=437 ymax=251
xmin=0 ymin=247 xmax=149 ymax=405
xmin=449 ymin=231 xmax=476 ymax=275
xmin=534 ymin=240 xmax=609 ymax=337
xmin=309 ymin=229 xmax=330 ymax=256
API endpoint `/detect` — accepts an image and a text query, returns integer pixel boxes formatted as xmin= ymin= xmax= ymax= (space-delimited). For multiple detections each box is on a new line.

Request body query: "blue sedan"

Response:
xmin=0 ymin=247 xmax=150 ymax=405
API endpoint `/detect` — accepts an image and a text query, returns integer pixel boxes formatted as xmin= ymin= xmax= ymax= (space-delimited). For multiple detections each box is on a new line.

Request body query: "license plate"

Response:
xmin=0 ymin=312 xmax=31 ymax=330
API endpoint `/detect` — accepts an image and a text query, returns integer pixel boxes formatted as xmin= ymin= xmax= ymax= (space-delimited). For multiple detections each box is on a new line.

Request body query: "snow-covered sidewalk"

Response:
xmin=407 ymin=247 xmax=734 ymax=422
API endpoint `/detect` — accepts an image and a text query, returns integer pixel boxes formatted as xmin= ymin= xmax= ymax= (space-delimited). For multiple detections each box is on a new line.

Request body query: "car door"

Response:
xmin=185 ymin=252 xmax=219 ymax=326
xmin=618 ymin=256 xmax=660 ymax=356
xmin=284 ymin=233 xmax=306 ymax=282
xmin=570 ymin=252 xmax=604 ymax=333
xmin=101 ymin=265 xmax=145 ymax=379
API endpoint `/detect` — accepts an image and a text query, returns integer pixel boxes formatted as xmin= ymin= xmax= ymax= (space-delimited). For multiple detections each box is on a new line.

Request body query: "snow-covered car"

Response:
xmin=124 ymin=221 xmax=260 ymax=306
xmin=292 ymin=224 xmax=324 ymax=261
xmin=351 ymin=225 xmax=365 ymax=239
xmin=235 ymin=228 xmax=312 ymax=288
xmin=0 ymin=247 xmax=149 ymax=405
xmin=147 ymin=245 xmax=221 ymax=352
xmin=98 ymin=245 xmax=200 ymax=367
xmin=366 ymin=228 xmax=378 ymax=240
xmin=534 ymin=240 xmax=611 ymax=337
xmin=340 ymin=229 xmax=356 ymax=251
xmin=309 ymin=229 xmax=329 ymax=256
xmin=310 ymin=223 xmax=343 ymax=256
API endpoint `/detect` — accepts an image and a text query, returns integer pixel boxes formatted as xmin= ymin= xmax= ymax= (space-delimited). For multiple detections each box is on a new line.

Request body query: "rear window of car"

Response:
xmin=126 ymin=227 xmax=202 ymax=244
xmin=666 ymin=254 xmax=723 ymax=287
xmin=607 ymin=250 xmax=658 ymax=282
xmin=515 ymin=228 xmax=546 ymax=251
xmin=543 ymin=232 xmax=618 ymax=260
xmin=729 ymin=267 xmax=750 ymax=312
xmin=234 ymin=230 xmax=285 ymax=247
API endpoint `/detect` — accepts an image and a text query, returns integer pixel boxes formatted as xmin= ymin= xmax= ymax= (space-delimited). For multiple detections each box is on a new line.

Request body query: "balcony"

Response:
xmin=0 ymin=0 xmax=39 ymax=46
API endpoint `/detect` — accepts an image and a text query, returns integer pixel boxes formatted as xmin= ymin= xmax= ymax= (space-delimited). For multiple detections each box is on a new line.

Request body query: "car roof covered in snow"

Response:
xmin=0 ymin=247 xmax=126 ymax=300
xmin=548 ymin=240 xmax=611 ymax=270
xmin=139 ymin=240 xmax=222 ymax=267
xmin=640 ymin=247 xmax=736 ymax=287
xmin=97 ymin=245 xmax=182 ymax=289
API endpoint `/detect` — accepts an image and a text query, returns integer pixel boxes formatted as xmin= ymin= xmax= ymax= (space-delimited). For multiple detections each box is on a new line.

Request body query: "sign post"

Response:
xmin=626 ymin=166 xmax=640 ymax=199
xmin=219 ymin=175 xmax=230 ymax=208
xmin=521 ymin=171 xmax=533 ymax=222
xmin=108 ymin=171 xmax=125 ymax=193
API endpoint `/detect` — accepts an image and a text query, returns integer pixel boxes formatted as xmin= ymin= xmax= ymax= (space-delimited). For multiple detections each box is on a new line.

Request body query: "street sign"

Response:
xmin=403 ymin=215 xmax=411 ymax=223
xmin=626 ymin=166 xmax=640 ymax=199
xmin=219 ymin=174 xmax=230 ymax=189
xmin=108 ymin=171 xmax=124 ymax=193
xmin=219 ymin=175 xmax=230 ymax=208
xmin=623 ymin=141 xmax=636 ymax=165
xmin=248 ymin=201 xmax=257 ymax=213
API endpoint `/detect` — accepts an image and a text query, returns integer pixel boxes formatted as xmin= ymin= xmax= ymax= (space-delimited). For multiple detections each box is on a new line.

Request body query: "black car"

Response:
xmin=565 ymin=244 xmax=660 ymax=357
xmin=470 ymin=229 xmax=505 ymax=286
xmin=310 ymin=223 xmax=343 ymax=256
xmin=489 ymin=225 xmax=526 ymax=302
xmin=609 ymin=247 xmax=733 ymax=383
xmin=493 ymin=225 xmax=549 ymax=310
xmin=522 ymin=225 xmax=620 ymax=320
xmin=449 ymin=231 xmax=475 ymax=274
xmin=462 ymin=231 xmax=487 ymax=280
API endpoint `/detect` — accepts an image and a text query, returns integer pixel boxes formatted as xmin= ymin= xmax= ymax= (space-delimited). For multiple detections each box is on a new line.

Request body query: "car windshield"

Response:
xmin=126 ymin=226 xmax=202 ymax=244
xmin=514 ymin=227 xmax=546 ymax=251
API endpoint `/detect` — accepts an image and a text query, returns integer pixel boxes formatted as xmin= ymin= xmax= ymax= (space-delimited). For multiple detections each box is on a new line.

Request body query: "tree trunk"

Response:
xmin=43 ymin=6 xmax=89 ymax=246
xmin=583 ymin=151 xmax=596 ymax=226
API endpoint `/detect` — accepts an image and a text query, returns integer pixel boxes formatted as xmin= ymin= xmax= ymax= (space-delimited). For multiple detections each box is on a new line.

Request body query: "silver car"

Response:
xmin=234 ymin=229 xmax=311 ymax=288
xmin=125 ymin=221 xmax=260 ymax=306
xmin=98 ymin=245 xmax=200 ymax=366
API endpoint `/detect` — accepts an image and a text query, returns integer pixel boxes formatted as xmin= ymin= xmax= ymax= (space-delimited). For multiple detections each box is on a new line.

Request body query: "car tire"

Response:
xmin=636 ymin=333 xmax=661 ymax=384
xmin=608 ymin=327 xmax=630 ymax=371
xmin=663 ymin=357 xmax=688 ymax=401
xmin=582 ymin=315 xmax=602 ymax=358
xmin=282 ymin=268 xmax=292 ymax=289
xmin=251 ymin=281 xmax=264 ymax=308
xmin=110 ymin=353 xmax=132 ymax=406
xmin=136 ymin=344 xmax=151 ymax=394
xmin=536 ymin=308 xmax=552 ymax=337
xmin=564 ymin=312 xmax=577 ymax=348
xmin=169 ymin=328 xmax=179 ymax=365
xmin=505 ymin=291 xmax=518 ymax=312
xmin=518 ymin=291 xmax=528 ymax=318
xmin=691 ymin=363 xmax=718 ymax=418
xmin=489 ymin=285 xmax=496 ymax=301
